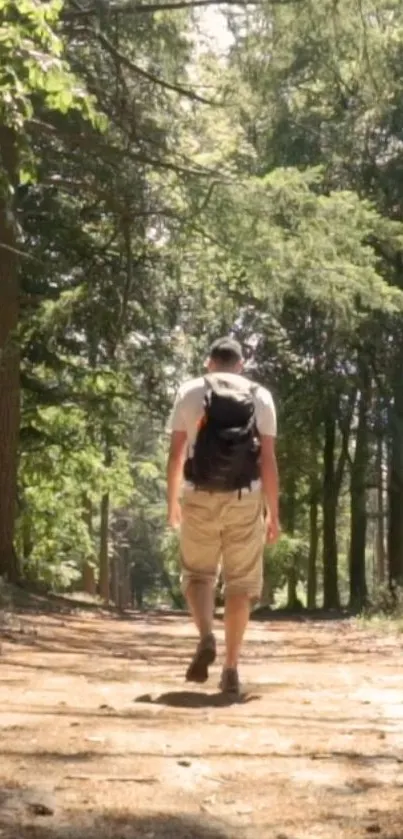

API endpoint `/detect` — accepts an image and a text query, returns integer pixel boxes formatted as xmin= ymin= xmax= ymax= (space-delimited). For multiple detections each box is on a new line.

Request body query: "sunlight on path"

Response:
xmin=1 ymin=612 xmax=403 ymax=839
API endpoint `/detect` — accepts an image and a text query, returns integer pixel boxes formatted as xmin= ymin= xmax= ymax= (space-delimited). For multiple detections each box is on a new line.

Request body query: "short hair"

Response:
xmin=209 ymin=337 xmax=243 ymax=366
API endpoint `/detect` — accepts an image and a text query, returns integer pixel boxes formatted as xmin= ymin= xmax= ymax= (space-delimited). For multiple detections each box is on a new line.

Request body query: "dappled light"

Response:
xmin=2 ymin=608 xmax=403 ymax=838
xmin=2 ymin=0 xmax=403 ymax=836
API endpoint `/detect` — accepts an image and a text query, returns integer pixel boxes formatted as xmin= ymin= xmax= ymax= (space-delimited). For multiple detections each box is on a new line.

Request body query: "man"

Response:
xmin=166 ymin=337 xmax=279 ymax=696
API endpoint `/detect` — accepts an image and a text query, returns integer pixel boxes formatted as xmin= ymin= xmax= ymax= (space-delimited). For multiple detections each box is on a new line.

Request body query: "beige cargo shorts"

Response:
xmin=180 ymin=487 xmax=266 ymax=602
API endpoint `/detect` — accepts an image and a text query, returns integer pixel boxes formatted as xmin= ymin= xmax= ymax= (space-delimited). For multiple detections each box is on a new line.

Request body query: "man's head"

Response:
xmin=207 ymin=337 xmax=244 ymax=373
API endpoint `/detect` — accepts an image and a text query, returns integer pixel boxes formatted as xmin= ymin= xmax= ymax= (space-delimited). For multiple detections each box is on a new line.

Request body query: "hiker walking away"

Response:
xmin=166 ymin=337 xmax=279 ymax=696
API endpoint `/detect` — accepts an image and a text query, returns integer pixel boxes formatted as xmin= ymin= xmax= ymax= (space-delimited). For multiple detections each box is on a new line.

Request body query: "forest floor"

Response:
xmin=1 ymin=598 xmax=403 ymax=839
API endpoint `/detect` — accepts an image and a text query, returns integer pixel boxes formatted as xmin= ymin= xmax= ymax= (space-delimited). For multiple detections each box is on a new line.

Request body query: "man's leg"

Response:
xmin=185 ymin=579 xmax=215 ymax=639
xmin=183 ymin=580 xmax=216 ymax=682
xmin=221 ymin=491 xmax=265 ymax=693
xmin=224 ymin=592 xmax=250 ymax=670
xmin=180 ymin=490 xmax=221 ymax=683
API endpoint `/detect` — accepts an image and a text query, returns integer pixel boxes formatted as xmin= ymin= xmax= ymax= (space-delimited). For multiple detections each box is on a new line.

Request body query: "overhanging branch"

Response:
xmin=66 ymin=0 xmax=219 ymax=104
xmin=62 ymin=0 xmax=293 ymax=21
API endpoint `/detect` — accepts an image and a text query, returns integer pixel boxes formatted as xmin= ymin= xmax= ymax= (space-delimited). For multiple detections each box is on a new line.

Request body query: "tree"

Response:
xmin=208 ymin=0 xmax=403 ymax=605
xmin=0 ymin=0 xmax=96 ymax=579
xmin=186 ymin=162 xmax=403 ymax=606
xmin=6 ymin=0 xmax=403 ymax=613
xmin=12 ymin=0 xmax=220 ymax=594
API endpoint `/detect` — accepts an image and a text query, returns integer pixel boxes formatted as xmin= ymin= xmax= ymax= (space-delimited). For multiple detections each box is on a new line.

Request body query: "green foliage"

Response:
xmin=264 ymin=535 xmax=309 ymax=594
xmin=2 ymin=0 xmax=403 ymax=611
xmin=364 ymin=583 xmax=403 ymax=618
xmin=159 ymin=529 xmax=184 ymax=606
xmin=359 ymin=585 xmax=403 ymax=633
xmin=0 ymin=0 xmax=101 ymax=184
xmin=16 ymin=402 xmax=134 ymax=589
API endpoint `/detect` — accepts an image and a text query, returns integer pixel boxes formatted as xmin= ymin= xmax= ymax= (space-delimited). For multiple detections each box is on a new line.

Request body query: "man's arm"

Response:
xmin=167 ymin=430 xmax=187 ymax=527
xmin=166 ymin=385 xmax=188 ymax=527
xmin=260 ymin=435 xmax=279 ymax=537
xmin=254 ymin=386 xmax=280 ymax=542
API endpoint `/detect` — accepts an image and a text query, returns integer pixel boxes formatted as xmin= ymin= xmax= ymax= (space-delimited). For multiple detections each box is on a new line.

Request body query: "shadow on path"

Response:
xmin=134 ymin=690 xmax=260 ymax=709
xmin=0 ymin=794 xmax=239 ymax=839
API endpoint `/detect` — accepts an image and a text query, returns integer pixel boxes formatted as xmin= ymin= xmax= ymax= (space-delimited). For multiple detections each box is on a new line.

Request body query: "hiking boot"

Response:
xmin=219 ymin=667 xmax=241 ymax=697
xmin=185 ymin=633 xmax=216 ymax=683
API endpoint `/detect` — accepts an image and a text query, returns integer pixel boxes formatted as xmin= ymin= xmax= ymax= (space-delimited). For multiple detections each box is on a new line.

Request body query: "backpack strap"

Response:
xmin=204 ymin=373 xmax=255 ymax=396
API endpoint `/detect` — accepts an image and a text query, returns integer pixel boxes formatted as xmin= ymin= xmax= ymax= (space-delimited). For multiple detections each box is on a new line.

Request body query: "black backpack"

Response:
xmin=184 ymin=373 xmax=261 ymax=492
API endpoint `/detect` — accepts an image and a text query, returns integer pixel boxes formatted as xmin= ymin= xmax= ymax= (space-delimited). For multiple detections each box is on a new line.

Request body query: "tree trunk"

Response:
xmin=376 ymin=417 xmax=385 ymax=585
xmin=99 ymin=492 xmax=110 ymax=602
xmin=307 ymin=493 xmax=319 ymax=609
xmin=110 ymin=554 xmax=119 ymax=606
xmin=82 ymin=496 xmax=96 ymax=595
xmin=307 ymin=435 xmax=320 ymax=610
xmin=0 ymin=127 xmax=20 ymax=582
xmin=284 ymin=473 xmax=297 ymax=609
xmin=376 ymin=452 xmax=386 ymax=584
xmin=99 ymin=440 xmax=112 ymax=603
xmin=349 ymin=375 xmax=370 ymax=611
xmin=82 ymin=562 xmax=96 ymax=596
xmin=388 ymin=349 xmax=403 ymax=586
xmin=322 ymin=415 xmax=340 ymax=610
xmin=117 ymin=546 xmax=131 ymax=611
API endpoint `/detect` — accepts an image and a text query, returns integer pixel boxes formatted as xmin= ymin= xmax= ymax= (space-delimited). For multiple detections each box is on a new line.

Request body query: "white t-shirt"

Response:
xmin=167 ymin=373 xmax=277 ymax=458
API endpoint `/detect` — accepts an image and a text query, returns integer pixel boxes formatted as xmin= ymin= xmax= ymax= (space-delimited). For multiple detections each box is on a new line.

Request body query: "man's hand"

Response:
xmin=167 ymin=430 xmax=187 ymax=532
xmin=260 ymin=435 xmax=280 ymax=546
xmin=168 ymin=500 xmax=182 ymax=530
xmin=266 ymin=516 xmax=280 ymax=545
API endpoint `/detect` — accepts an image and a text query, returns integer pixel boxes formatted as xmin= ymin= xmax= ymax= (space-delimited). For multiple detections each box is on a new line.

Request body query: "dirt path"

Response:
xmin=1 ymin=608 xmax=403 ymax=839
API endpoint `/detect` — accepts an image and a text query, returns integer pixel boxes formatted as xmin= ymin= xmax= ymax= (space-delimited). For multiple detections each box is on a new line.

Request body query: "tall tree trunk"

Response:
xmin=376 ymin=425 xmax=385 ymax=585
xmin=285 ymin=473 xmax=297 ymax=609
xmin=349 ymin=373 xmax=370 ymax=611
xmin=99 ymin=439 xmax=112 ymax=603
xmin=307 ymin=435 xmax=320 ymax=610
xmin=322 ymin=414 xmax=340 ymax=609
xmin=99 ymin=491 xmax=110 ymax=603
xmin=110 ymin=554 xmax=119 ymax=606
xmin=82 ymin=496 xmax=96 ymax=595
xmin=307 ymin=492 xmax=319 ymax=609
xmin=0 ymin=127 xmax=20 ymax=582
xmin=388 ymin=348 xmax=403 ymax=587
xmin=118 ymin=546 xmax=131 ymax=611
xmin=82 ymin=561 xmax=96 ymax=597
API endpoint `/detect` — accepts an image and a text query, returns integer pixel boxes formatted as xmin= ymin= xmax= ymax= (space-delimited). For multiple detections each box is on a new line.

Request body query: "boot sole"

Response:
xmin=185 ymin=645 xmax=216 ymax=684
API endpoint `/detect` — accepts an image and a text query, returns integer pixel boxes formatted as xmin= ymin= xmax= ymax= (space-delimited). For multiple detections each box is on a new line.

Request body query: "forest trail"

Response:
xmin=1 ymin=607 xmax=403 ymax=839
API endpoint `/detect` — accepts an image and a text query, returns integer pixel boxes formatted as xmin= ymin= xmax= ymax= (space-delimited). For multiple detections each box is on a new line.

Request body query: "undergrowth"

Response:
xmin=359 ymin=584 xmax=403 ymax=633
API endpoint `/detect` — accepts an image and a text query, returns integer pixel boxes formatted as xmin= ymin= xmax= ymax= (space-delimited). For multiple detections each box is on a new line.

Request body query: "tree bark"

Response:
xmin=376 ymin=416 xmax=385 ymax=585
xmin=322 ymin=414 xmax=340 ymax=609
xmin=99 ymin=491 xmax=110 ymax=602
xmin=322 ymin=391 xmax=355 ymax=610
xmin=82 ymin=495 xmax=96 ymax=595
xmin=349 ymin=373 xmax=370 ymax=610
xmin=110 ymin=554 xmax=119 ymax=606
xmin=307 ymin=492 xmax=319 ymax=609
xmin=82 ymin=561 xmax=96 ymax=596
xmin=284 ymin=473 xmax=298 ymax=609
xmin=388 ymin=347 xmax=403 ymax=587
xmin=118 ymin=546 xmax=131 ymax=611
xmin=0 ymin=126 xmax=20 ymax=581
xmin=307 ymin=435 xmax=320 ymax=610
